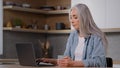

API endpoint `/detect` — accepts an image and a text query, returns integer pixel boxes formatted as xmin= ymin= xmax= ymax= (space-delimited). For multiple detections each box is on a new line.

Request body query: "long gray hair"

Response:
xmin=69 ymin=4 xmax=108 ymax=47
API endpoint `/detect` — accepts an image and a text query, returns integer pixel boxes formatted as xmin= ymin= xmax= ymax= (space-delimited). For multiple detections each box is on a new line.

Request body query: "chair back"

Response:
xmin=106 ymin=57 xmax=113 ymax=67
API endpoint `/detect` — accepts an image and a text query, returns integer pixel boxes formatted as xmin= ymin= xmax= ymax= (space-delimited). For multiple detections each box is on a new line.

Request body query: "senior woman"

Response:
xmin=36 ymin=3 xmax=108 ymax=67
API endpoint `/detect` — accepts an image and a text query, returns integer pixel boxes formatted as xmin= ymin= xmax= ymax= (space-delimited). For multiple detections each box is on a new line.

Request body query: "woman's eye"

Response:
xmin=74 ymin=17 xmax=78 ymax=19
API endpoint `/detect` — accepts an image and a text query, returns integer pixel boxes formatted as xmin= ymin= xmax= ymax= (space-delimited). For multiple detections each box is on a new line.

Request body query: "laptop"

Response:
xmin=15 ymin=42 xmax=54 ymax=66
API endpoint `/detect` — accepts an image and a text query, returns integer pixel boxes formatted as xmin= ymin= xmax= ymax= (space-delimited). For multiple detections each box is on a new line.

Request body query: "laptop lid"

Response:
xmin=16 ymin=42 xmax=37 ymax=66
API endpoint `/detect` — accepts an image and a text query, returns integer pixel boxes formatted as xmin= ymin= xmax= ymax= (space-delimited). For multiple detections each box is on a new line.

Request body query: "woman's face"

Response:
xmin=70 ymin=8 xmax=80 ymax=30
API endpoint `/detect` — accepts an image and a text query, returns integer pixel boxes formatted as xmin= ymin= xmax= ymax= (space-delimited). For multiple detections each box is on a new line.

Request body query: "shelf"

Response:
xmin=3 ymin=6 xmax=120 ymax=33
xmin=3 ymin=27 xmax=120 ymax=34
xmin=0 ymin=59 xmax=18 ymax=62
xmin=3 ymin=27 xmax=71 ymax=34
xmin=3 ymin=6 xmax=69 ymax=14
xmin=101 ymin=28 xmax=120 ymax=32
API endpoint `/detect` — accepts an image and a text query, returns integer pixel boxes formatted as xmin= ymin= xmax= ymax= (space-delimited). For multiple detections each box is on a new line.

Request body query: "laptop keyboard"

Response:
xmin=38 ymin=62 xmax=54 ymax=66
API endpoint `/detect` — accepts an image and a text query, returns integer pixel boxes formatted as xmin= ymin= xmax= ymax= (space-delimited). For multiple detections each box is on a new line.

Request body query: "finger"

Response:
xmin=58 ymin=59 xmax=68 ymax=64
xmin=59 ymin=63 xmax=68 ymax=67
xmin=42 ymin=58 xmax=50 ymax=63
xmin=63 ymin=56 xmax=70 ymax=59
xmin=63 ymin=56 xmax=68 ymax=59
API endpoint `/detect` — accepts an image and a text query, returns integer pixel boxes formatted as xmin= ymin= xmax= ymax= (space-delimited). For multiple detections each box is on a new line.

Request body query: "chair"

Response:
xmin=106 ymin=57 xmax=113 ymax=67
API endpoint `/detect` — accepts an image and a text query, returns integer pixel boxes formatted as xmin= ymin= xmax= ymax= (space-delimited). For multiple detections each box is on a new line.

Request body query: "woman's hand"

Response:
xmin=57 ymin=56 xmax=84 ymax=67
xmin=36 ymin=58 xmax=57 ymax=65
xmin=57 ymin=56 xmax=73 ymax=67
xmin=40 ymin=58 xmax=50 ymax=63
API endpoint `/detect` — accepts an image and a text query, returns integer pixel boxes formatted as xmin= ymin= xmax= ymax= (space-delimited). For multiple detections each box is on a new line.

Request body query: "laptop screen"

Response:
xmin=16 ymin=42 xmax=37 ymax=66
xmin=16 ymin=42 xmax=54 ymax=66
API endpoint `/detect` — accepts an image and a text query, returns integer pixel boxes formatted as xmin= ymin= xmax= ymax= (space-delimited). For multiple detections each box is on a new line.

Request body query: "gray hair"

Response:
xmin=69 ymin=4 xmax=108 ymax=47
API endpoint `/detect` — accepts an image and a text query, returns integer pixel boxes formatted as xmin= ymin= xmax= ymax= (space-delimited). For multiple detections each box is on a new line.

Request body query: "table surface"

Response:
xmin=0 ymin=63 xmax=120 ymax=68
xmin=0 ymin=59 xmax=120 ymax=68
xmin=0 ymin=64 xmax=120 ymax=68
xmin=0 ymin=62 xmax=85 ymax=68
xmin=0 ymin=64 xmax=87 ymax=68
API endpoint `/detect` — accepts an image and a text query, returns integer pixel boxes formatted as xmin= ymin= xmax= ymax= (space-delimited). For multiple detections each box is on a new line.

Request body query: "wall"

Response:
xmin=71 ymin=0 xmax=106 ymax=28
xmin=1 ymin=31 xmax=69 ymax=59
xmin=71 ymin=0 xmax=120 ymax=28
xmin=1 ymin=31 xmax=120 ymax=62
xmin=1 ymin=31 xmax=45 ymax=58
xmin=106 ymin=0 xmax=120 ymax=28
xmin=106 ymin=32 xmax=120 ymax=61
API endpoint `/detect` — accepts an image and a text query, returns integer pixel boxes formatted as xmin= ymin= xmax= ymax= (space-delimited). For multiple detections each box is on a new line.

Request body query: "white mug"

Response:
xmin=44 ymin=24 xmax=49 ymax=30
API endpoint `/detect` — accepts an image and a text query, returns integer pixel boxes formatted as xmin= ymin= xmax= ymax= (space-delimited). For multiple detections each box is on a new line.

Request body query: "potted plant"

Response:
xmin=13 ymin=18 xmax=22 ymax=28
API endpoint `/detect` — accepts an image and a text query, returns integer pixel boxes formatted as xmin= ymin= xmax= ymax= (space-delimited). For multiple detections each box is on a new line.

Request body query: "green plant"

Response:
xmin=13 ymin=18 xmax=22 ymax=26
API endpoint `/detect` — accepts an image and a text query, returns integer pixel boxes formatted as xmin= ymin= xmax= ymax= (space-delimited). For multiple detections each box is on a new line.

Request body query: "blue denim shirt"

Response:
xmin=64 ymin=30 xmax=106 ymax=67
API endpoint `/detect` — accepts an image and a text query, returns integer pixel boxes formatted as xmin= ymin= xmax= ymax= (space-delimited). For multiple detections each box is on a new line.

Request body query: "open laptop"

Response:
xmin=15 ymin=42 xmax=54 ymax=66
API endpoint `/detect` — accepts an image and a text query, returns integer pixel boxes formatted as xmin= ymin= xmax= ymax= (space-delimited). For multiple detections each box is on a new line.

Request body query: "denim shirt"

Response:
xmin=64 ymin=30 xmax=106 ymax=67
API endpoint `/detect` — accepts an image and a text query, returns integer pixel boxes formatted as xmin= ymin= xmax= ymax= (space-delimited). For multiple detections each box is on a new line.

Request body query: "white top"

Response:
xmin=74 ymin=36 xmax=85 ymax=61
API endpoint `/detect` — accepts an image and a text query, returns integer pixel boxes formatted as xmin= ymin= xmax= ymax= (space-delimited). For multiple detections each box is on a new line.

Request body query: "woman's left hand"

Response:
xmin=57 ymin=56 xmax=73 ymax=67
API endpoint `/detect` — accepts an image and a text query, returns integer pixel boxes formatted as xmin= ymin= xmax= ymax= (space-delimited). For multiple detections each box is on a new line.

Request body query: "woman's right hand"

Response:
xmin=57 ymin=56 xmax=73 ymax=67
xmin=40 ymin=58 xmax=50 ymax=63
xmin=36 ymin=58 xmax=57 ymax=65
xmin=36 ymin=58 xmax=49 ymax=63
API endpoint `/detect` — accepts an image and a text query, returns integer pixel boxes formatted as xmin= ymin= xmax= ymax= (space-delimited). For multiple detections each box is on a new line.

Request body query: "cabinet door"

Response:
xmin=0 ymin=0 xmax=3 ymax=55
xmin=71 ymin=0 xmax=106 ymax=28
xmin=106 ymin=0 xmax=120 ymax=28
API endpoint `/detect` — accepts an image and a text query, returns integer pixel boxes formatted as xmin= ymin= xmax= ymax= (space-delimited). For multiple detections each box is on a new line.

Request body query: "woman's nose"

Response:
xmin=71 ymin=22 xmax=74 ymax=24
xmin=71 ymin=20 xmax=75 ymax=24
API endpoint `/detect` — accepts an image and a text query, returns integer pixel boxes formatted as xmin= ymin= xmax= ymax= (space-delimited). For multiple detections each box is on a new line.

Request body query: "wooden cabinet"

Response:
xmin=3 ymin=0 xmax=71 ymax=34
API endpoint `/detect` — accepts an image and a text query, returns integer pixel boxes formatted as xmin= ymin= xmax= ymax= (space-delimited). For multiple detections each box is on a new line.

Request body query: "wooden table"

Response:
xmin=0 ymin=59 xmax=119 ymax=68
xmin=0 ymin=64 xmax=87 ymax=68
